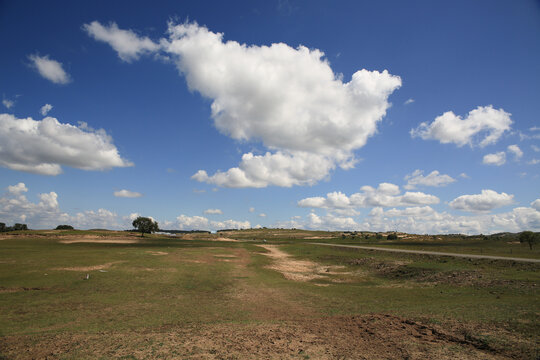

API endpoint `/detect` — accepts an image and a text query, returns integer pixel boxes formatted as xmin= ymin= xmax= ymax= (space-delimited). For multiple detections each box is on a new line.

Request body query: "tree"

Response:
xmin=0 ymin=223 xmax=5 ymax=232
xmin=132 ymin=217 xmax=159 ymax=237
xmin=519 ymin=231 xmax=539 ymax=250
xmin=55 ymin=225 xmax=74 ymax=230
xmin=387 ymin=233 xmax=398 ymax=240
xmin=13 ymin=223 xmax=28 ymax=231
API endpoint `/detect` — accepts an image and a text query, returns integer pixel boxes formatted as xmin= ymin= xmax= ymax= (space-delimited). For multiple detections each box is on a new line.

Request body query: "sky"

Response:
xmin=1 ymin=0 xmax=539 ymax=234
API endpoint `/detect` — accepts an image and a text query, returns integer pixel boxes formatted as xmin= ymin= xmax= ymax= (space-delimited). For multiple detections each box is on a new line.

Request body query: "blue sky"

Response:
xmin=1 ymin=0 xmax=539 ymax=233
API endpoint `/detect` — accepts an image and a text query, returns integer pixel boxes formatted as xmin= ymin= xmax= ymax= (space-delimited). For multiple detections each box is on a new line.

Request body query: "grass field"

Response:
xmin=0 ymin=229 xmax=538 ymax=359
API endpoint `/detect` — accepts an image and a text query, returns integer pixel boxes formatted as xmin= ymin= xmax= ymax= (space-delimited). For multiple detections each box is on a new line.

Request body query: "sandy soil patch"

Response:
xmin=259 ymin=245 xmax=350 ymax=282
xmin=146 ymin=251 xmax=168 ymax=256
xmin=214 ymin=237 xmax=239 ymax=242
xmin=60 ymin=238 xmax=140 ymax=244
xmin=52 ymin=261 xmax=124 ymax=272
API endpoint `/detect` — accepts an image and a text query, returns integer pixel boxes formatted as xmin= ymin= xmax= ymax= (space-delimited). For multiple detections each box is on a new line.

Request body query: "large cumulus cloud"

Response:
xmin=0 ymin=114 xmax=132 ymax=175
xmin=85 ymin=21 xmax=402 ymax=187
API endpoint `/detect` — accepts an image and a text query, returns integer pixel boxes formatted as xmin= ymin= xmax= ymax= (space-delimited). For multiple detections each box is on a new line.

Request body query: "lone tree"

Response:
xmin=519 ymin=231 xmax=539 ymax=250
xmin=132 ymin=217 xmax=159 ymax=237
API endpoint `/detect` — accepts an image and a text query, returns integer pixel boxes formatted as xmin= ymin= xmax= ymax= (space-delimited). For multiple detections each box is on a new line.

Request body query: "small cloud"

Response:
xmin=2 ymin=99 xmax=14 ymax=109
xmin=483 ymin=152 xmax=506 ymax=166
xmin=519 ymin=172 xmax=527 ymax=178
xmin=411 ymin=106 xmax=512 ymax=148
xmin=404 ymin=169 xmax=455 ymax=189
xmin=404 ymin=98 xmax=414 ymax=105
xmin=258 ymin=213 xmax=267 ymax=217
xmin=203 ymin=208 xmax=223 ymax=215
xmin=459 ymin=173 xmax=469 ymax=179
xmin=40 ymin=104 xmax=53 ymax=116
xmin=193 ymin=189 xmax=206 ymax=194
xmin=113 ymin=189 xmax=143 ymax=198
xmin=449 ymin=189 xmax=514 ymax=213
xmin=7 ymin=182 xmax=28 ymax=195
xmin=28 ymin=54 xmax=71 ymax=84
xmin=527 ymin=158 xmax=540 ymax=165
xmin=166 ymin=168 xmax=176 ymax=173
xmin=507 ymin=144 xmax=523 ymax=160
xmin=530 ymin=126 xmax=540 ymax=131
xmin=531 ymin=145 xmax=540 ymax=152
xmin=249 ymin=207 xmax=255 ymax=213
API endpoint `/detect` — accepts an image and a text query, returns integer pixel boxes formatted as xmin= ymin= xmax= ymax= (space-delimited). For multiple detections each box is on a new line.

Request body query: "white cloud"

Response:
xmin=82 ymin=21 xmax=159 ymax=62
xmin=175 ymin=214 xmax=250 ymax=231
xmin=384 ymin=206 xmax=436 ymax=217
xmin=531 ymin=199 xmax=540 ymax=211
xmin=114 ymin=189 xmax=143 ymax=198
xmin=40 ymin=104 xmax=53 ymax=116
xmin=7 ymin=182 xmax=28 ymax=195
xmin=203 ymin=208 xmax=223 ymax=215
xmin=258 ymin=213 xmax=267 ymax=217
xmin=528 ymin=159 xmax=540 ymax=165
xmin=404 ymin=98 xmax=414 ymax=105
xmin=483 ymin=152 xmax=506 ymax=166
xmin=531 ymin=145 xmax=540 ymax=152
xmin=449 ymin=189 xmax=514 ymax=212
xmin=0 ymin=114 xmax=132 ymax=175
xmin=285 ymin=204 xmax=540 ymax=234
xmin=0 ymin=182 xmax=122 ymax=229
xmin=507 ymin=144 xmax=523 ymax=160
xmin=159 ymin=22 xmax=401 ymax=187
xmin=86 ymin=21 xmax=403 ymax=187
xmin=530 ymin=126 xmax=540 ymax=131
xmin=410 ymin=106 xmax=512 ymax=147
xmin=2 ymin=99 xmax=14 ymax=109
xmin=459 ymin=173 xmax=469 ymax=178
xmin=362 ymin=205 xmax=540 ymax=235
xmin=28 ymin=54 xmax=71 ymax=84
xmin=404 ymin=169 xmax=455 ymax=190
xmin=249 ymin=207 xmax=255 ymax=213
xmin=298 ymin=183 xmax=439 ymax=210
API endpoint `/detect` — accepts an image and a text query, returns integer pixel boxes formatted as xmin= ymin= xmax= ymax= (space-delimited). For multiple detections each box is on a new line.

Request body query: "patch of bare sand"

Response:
xmin=259 ymin=245 xmax=350 ymax=282
xmin=0 ymin=314 xmax=515 ymax=359
xmin=52 ymin=261 xmax=125 ymax=272
xmin=146 ymin=251 xmax=168 ymax=256
xmin=214 ymin=237 xmax=239 ymax=242
xmin=60 ymin=238 xmax=140 ymax=244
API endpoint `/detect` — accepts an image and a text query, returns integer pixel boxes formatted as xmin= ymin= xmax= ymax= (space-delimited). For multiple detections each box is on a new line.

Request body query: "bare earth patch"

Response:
xmin=0 ymin=314 xmax=513 ymax=359
xmin=59 ymin=237 xmax=140 ymax=244
xmin=52 ymin=261 xmax=125 ymax=272
xmin=146 ymin=251 xmax=168 ymax=256
xmin=259 ymin=245 xmax=350 ymax=282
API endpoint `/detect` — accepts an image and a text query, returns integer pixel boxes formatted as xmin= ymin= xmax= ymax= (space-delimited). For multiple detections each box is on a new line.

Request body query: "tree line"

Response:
xmin=0 ymin=223 xmax=28 ymax=232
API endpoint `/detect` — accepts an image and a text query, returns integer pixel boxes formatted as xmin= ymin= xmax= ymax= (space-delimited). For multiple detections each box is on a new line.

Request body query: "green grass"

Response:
xmin=0 ymin=232 xmax=538 ymax=358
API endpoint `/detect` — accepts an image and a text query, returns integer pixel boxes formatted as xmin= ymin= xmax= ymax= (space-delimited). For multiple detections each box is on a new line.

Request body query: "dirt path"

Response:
xmin=312 ymin=243 xmax=540 ymax=263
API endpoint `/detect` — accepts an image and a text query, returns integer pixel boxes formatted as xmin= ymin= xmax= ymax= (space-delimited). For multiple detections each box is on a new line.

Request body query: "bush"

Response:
xmin=387 ymin=233 xmax=398 ymax=240
xmin=55 ymin=225 xmax=74 ymax=230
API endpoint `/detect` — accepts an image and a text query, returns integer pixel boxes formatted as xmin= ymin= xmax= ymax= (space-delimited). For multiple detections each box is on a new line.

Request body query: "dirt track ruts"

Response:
xmin=310 ymin=243 xmax=540 ymax=263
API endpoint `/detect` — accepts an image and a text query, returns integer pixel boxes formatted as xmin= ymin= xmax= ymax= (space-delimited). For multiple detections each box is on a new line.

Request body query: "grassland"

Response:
xmin=0 ymin=229 xmax=538 ymax=359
